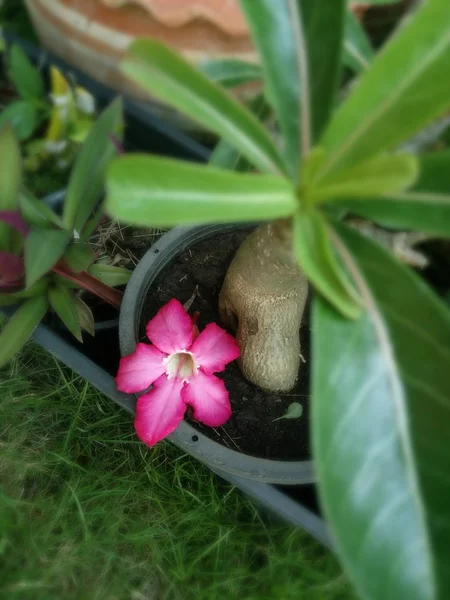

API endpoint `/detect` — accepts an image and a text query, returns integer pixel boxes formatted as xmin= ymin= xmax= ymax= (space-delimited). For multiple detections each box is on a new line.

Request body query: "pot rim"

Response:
xmin=119 ymin=224 xmax=315 ymax=484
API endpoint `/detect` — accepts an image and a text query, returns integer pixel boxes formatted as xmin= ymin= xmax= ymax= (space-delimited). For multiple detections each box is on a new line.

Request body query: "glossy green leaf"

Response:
xmin=80 ymin=207 xmax=104 ymax=242
xmin=293 ymin=209 xmax=361 ymax=319
xmin=313 ymin=222 xmax=450 ymax=600
xmin=0 ymin=295 xmax=48 ymax=367
xmin=20 ymin=188 xmax=64 ymax=228
xmin=48 ymin=285 xmax=82 ymax=342
xmin=319 ymin=0 xmax=450 ymax=179
xmin=106 ymin=155 xmax=296 ymax=227
xmin=239 ymin=0 xmax=345 ymax=178
xmin=311 ymin=153 xmax=418 ymax=202
xmin=0 ymin=100 xmax=40 ymax=141
xmin=87 ymin=264 xmax=131 ymax=288
xmin=63 ymin=243 xmax=95 ymax=273
xmin=25 ymin=227 xmax=71 ymax=288
xmin=199 ymin=59 xmax=262 ymax=88
xmin=334 ymin=150 xmax=450 ymax=237
xmin=343 ymin=8 xmax=374 ymax=73
xmin=63 ymin=98 xmax=123 ymax=231
xmin=73 ymin=295 xmax=95 ymax=336
xmin=9 ymin=44 xmax=44 ymax=100
xmin=121 ymin=39 xmax=284 ymax=175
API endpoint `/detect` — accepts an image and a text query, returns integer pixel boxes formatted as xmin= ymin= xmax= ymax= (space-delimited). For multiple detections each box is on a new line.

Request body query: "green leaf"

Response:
xmin=334 ymin=150 xmax=450 ymax=237
xmin=48 ymin=285 xmax=82 ymax=342
xmin=239 ymin=0 xmax=345 ymax=178
xmin=209 ymin=94 xmax=270 ymax=173
xmin=343 ymin=8 xmax=374 ymax=73
xmin=319 ymin=0 xmax=450 ymax=178
xmin=0 ymin=294 xmax=20 ymax=307
xmin=311 ymin=153 xmax=418 ymax=202
xmin=273 ymin=402 xmax=303 ymax=421
xmin=9 ymin=44 xmax=44 ymax=100
xmin=13 ymin=277 xmax=50 ymax=298
xmin=20 ymin=188 xmax=64 ymax=228
xmin=73 ymin=295 xmax=95 ymax=336
xmin=313 ymin=222 xmax=450 ymax=600
xmin=0 ymin=100 xmax=40 ymax=141
xmin=87 ymin=264 xmax=131 ymax=288
xmin=199 ymin=59 xmax=262 ymax=88
xmin=25 ymin=227 xmax=71 ymax=288
xmin=0 ymin=125 xmax=21 ymax=251
xmin=63 ymin=98 xmax=123 ymax=231
xmin=121 ymin=39 xmax=284 ymax=175
xmin=63 ymin=243 xmax=95 ymax=273
xmin=106 ymin=155 xmax=296 ymax=227
xmin=293 ymin=208 xmax=361 ymax=319
xmin=0 ymin=125 xmax=21 ymax=211
xmin=0 ymin=295 xmax=48 ymax=367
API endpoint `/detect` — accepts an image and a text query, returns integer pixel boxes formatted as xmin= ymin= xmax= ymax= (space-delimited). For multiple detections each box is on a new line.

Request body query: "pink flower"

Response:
xmin=116 ymin=298 xmax=240 ymax=447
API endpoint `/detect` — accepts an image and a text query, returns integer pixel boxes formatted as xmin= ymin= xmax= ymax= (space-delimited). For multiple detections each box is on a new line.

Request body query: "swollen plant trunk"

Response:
xmin=219 ymin=222 xmax=308 ymax=393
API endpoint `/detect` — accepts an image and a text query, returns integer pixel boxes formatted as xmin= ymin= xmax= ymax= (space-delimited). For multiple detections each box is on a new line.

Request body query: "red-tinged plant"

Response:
xmin=116 ymin=298 xmax=240 ymax=446
xmin=0 ymin=98 xmax=130 ymax=367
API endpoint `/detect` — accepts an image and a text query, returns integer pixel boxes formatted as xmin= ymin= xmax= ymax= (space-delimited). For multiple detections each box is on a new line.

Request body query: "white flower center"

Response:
xmin=164 ymin=351 xmax=198 ymax=381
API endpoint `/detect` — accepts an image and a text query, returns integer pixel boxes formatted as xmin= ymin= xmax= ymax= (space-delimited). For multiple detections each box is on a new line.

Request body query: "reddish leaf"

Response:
xmin=0 ymin=210 xmax=29 ymax=235
xmin=0 ymin=251 xmax=24 ymax=283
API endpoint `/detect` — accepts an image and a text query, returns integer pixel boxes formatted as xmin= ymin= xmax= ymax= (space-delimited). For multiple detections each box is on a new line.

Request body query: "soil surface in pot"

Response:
xmin=140 ymin=230 xmax=311 ymax=461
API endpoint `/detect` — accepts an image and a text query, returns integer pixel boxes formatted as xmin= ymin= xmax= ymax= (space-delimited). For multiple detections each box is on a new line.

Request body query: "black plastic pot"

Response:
xmin=119 ymin=224 xmax=315 ymax=485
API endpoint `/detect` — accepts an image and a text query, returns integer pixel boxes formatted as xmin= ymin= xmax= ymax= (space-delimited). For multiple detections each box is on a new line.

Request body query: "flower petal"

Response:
xmin=190 ymin=323 xmax=240 ymax=374
xmin=134 ymin=375 xmax=186 ymax=446
xmin=116 ymin=343 xmax=166 ymax=393
xmin=146 ymin=298 xmax=193 ymax=354
xmin=182 ymin=370 xmax=232 ymax=427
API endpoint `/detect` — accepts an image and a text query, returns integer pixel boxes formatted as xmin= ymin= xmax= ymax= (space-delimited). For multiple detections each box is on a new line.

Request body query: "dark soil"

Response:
xmin=140 ymin=230 xmax=311 ymax=462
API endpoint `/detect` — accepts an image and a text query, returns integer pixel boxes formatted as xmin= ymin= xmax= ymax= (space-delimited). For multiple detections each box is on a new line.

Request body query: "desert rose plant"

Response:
xmin=105 ymin=1 xmax=450 ymax=599
xmin=0 ymin=98 xmax=129 ymax=366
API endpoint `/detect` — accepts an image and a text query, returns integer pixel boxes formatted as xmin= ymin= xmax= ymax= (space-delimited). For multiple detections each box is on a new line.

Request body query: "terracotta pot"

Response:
xmin=25 ymin=0 xmax=255 ymax=103
xmin=25 ymin=0 xmax=412 ymax=119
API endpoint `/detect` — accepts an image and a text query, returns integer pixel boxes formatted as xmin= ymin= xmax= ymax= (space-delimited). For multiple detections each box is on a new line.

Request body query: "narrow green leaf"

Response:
xmin=199 ymin=59 xmax=262 ymax=88
xmin=273 ymin=402 xmax=303 ymax=422
xmin=25 ymin=227 xmax=71 ymax=288
xmin=63 ymin=98 xmax=123 ymax=231
xmin=239 ymin=0 xmax=345 ymax=178
xmin=63 ymin=243 xmax=95 ymax=273
xmin=301 ymin=0 xmax=346 ymax=141
xmin=0 ymin=294 xmax=20 ymax=307
xmin=87 ymin=264 xmax=131 ymax=288
xmin=343 ymin=8 xmax=374 ymax=73
xmin=334 ymin=150 xmax=450 ymax=237
xmin=48 ymin=285 xmax=82 ymax=342
xmin=0 ymin=125 xmax=21 ymax=211
xmin=121 ymin=39 xmax=284 ymax=175
xmin=313 ymin=222 xmax=450 ymax=600
xmin=13 ymin=277 xmax=50 ymax=298
xmin=0 ymin=295 xmax=48 ymax=367
xmin=106 ymin=155 xmax=296 ymax=227
xmin=209 ymin=94 xmax=270 ymax=173
xmin=0 ymin=100 xmax=40 ymax=140
xmin=320 ymin=0 xmax=450 ymax=178
xmin=312 ymin=153 xmax=418 ymax=202
xmin=20 ymin=188 xmax=64 ymax=229
xmin=9 ymin=44 xmax=44 ymax=100
xmin=73 ymin=295 xmax=95 ymax=336
xmin=293 ymin=209 xmax=361 ymax=319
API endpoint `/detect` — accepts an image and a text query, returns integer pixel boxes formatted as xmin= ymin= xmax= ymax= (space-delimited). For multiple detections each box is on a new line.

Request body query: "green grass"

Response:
xmin=0 ymin=343 xmax=357 ymax=600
